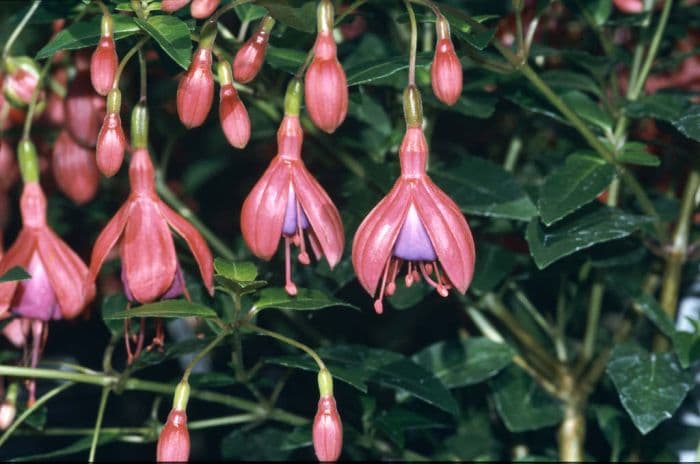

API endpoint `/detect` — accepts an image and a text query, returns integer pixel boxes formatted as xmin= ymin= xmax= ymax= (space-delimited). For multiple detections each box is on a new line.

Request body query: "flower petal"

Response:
xmin=88 ymin=201 xmax=130 ymax=282
xmin=292 ymin=162 xmax=344 ymax=268
xmin=159 ymin=201 xmax=214 ymax=296
xmin=0 ymin=230 xmax=37 ymax=315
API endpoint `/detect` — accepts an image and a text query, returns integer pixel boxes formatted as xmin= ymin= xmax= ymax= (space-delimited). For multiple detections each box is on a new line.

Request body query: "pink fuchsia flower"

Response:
xmin=52 ymin=129 xmax=100 ymax=205
xmin=304 ymin=0 xmax=348 ymax=134
xmin=431 ymin=15 xmax=462 ymax=106
xmin=313 ymin=369 xmax=342 ymax=462
xmin=241 ymin=80 xmax=344 ymax=296
xmin=96 ymin=89 xmax=127 ymax=177
xmin=2 ymin=57 xmax=41 ymax=107
xmin=233 ymin=16 xmax=275 ymax=84
xmin=217 ymin=63 xmax=250 ymax=149
xmin=88 ymin=148 xmax=214 ymax=304
xmin=64 ymin=70 xmax=105 ymax=147
xmin=352 ymin=86 xmax=475 ymax=314
xmin=90 ymin=15 xmax=118 ymax=96
xmin=157 ymin=381 xmax=190 ymax=462
xmin=190 ymin=0 xmax=220 ymax=19
xmin=0 ymin=140 xmax=18 ymax=192
xmin=177 ymin=47 xmax=214 ymax=129
xmin=614 ymin=0 xmax=645 ymax=13
xmin=162 ymin=0 xmax=191 ymax=13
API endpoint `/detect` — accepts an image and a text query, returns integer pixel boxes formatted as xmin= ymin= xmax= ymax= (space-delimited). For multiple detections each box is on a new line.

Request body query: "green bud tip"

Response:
xmin=107 ymin=88 xmax=121 ymax=113
xmin=317 ymin=368 xmax=333 ymax=397
xmin=402 ymin=85 xmax=423 ymax=128
xmin=173 ymin=380 xmax=190 ymax=412
xmin=18 ymin=139 xmax=39 ymax=184
xmin=130 ymin=104 xmax=149 ymax=149
xmin=317 ymin=0 xmax=335 ymax=34
xmin=436 ymin=14 xmax=450 ymax=41
xmin=101 ymin=14 xmax=114 ymax=37
xmin=217 ymin=61 xmax=233 ymax=86
xmin=5 ymin=383 xmax=19 ymax=404
xmin=260 ymin=15 xmax=276 ymax=34
xmin=284 ymin=79 xmax=303 ymax=117
xmin=199 ymin=19 xmax=218 ymax=50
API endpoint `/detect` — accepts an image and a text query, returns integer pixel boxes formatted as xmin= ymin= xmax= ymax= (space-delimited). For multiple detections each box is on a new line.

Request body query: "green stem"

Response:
xmin=403 ymin=0 xmax=418 ymax=87
xmin=155 ymin=180 xmax=236 ymax=260
xmin=21 ymin=59 xmax=51 ymax=140
xmin=188 ymin=413 xmax=258 ymax=429
xmin=242 ymin=322 xmax=326 ymax=370
xmin=182 ymin=331 xmax=229 ymax=382
xmin=0 ymin=382 xmax=75 ymax=448
xmin=629 ymin=0 xmax=674 ymax=99
xmin=1 ymin=0 xmax=41 ymax=64
xmin=88 ymin=387 xmax=110 ymax=462
xmin=210 ymin=0 xmax=254 ymax=24
xmin=113 ymin=36 xmax=150 ymax=89
xmin=581 ymin=279 xmax=604 ymax=362
xmin=138 ymin=48 xmax=147 ymax=103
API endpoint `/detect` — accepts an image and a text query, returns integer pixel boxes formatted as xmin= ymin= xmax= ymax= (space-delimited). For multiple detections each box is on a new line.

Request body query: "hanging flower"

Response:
xmin=190 ymin=0 xmax=220 ymax=19
xmin=431 ymin=15 xmax=462 ymax=106
xmin=232 ymin=16 xmax=275 ymax=84
xmin=96 ymin=89 xmax=127 ymax=177
xmin=157 ymin=380 xmax=191 ymax=462
xmin=177 ymin=47 xmax=214 ymax=129
xmin=217 ymin=63 xmax=250 ymax=149
xmin=64 ymin=69 xmax=105 ymax=147
xmin=162 ymin=0 xmax=191 ymax=13
xmin=52 ymin=129 xmax=100 ymax=205
xmin=90 ymin=14 xmax=118 ymax=96
xmin=2 ymin=57 xmax=41 ymax=107
xmin=312 ymin=369 xmax=343 ymax=462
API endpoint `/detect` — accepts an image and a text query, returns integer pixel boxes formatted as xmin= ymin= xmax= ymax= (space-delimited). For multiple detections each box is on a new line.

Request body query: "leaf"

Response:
xmin=214 ymin=258 xmax=258 ymax=281
xmin=131 ymin=336 xmax=213 ymax=370
xmin=538 ymin=153 xmax=615 ymax=226
xmin=135 ymin=15 xmax=192 ymax=69
xmin=423 ymin=93 xmax=497 ymax=119
xmin=470 ymin=243 xmax=517 ymax=293
xmin=593 ymin=405 xmax=626 ymax=462
xmin=346 ymin=53 xmax=432 ymax=86
xmin=413 ymin=337 xmax=514 ymax=389
xmin=541 ymin=69 xmax=601 ymax=96
xmin=100 ymin=293 xmax=129 ymax=335
xmin=0 ymin=266 xmax=30 ymax=282
xmin=431 ymin=156 xmax=538 ymax=221
xmin=672 ymin=104 xmax=700 ymax=143
xmin=375 ymin=406 xmax=450 ymax=448
xmin=36 ymin=15 xmax=139 ymax=59
xmin=625 ymin=93 xmax=690 ymax=122
xmin=526 ymin=205 xmax=653 ymax=269
xmin=267 ymin=344 xmax=459 ymax=415
xmin=580 ymin=0 xmax=612 ymax=25
xmin=251 ymin=287 xmax=358 ymax=312
xmin=617 ymin=142 xmax=660 ymax=167
xmin=221 ymin=427 xmax=292 ymax=461
xmin=441 ymin=6 xmax=498 ymax=50
xmin=234 ymin=4 xmax=268 ymax=22
xmin=257 ymin=0 xmax=317 ymax=33
xmin=19 ymin=404 xmax=47 ymax=430
xmin=607 ymin=343 xmax=693 ymax=434
xmin=102 ymin=299 xmax=219 ymax=320
xmin=561 ymin=90 xmax=613 ymax=132
xmin=348 ymin=89 xmax=392 ymax=136
xmin=491 ymin=365 xmax=562 ymax=432
xmin=266 ymin=46 xmax=306 ymax=74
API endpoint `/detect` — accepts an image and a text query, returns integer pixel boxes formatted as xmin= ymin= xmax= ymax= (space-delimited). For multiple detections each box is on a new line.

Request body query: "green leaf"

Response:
xmin=221 ymin=427 xmax=292 ymax=461
xmin=607 ymin=343 xmax=693 ymax=434
xmin=251 ymin=287 xmax=358 ymax=312
xmin=541 ymin=69 xmax=601 ymax=96
xmin=135 ymin=15 xmax=192 ymax=69
xmin=423 ymin=93 xmax=497 ymax=119
xmin=470 ymin=243 xmax=517 ymax=293
xmin=102 ymin=299 xmax=219 ymax=320
xmin=561 ymin=90 xmax=613 ymax=132
xmin=257 ymin=0 xmax=316 ymax=33
xmin=580 ymin=0 xmax=612 ymax=25
xmin=617 ymin=142 xmax=660 ymax=167
xmin=36 ymin=15 xmax=139 ymax=59
xmin=131 ymin=336 xmax=213 ymax=370
xmin=100 ymin=293 xmax=129 ymax=334
xmin=234 ymin=4 xmax=268 ymax=22
xmin=19 ymin=404 xmax=47 ymax=430
xmin=0 ymin=266 xmax=31 ymax=282
xmin=348 ymin=89 xmax=392 ymax=136
xmin=214 ymin=258 xmax=258 ymax=281
xmin=431 ymin=156 xmax=538 ymax=221
xmin=441 ymin=6 xmax=498 ymax=50
xmin=538 ymin=153 xmax=615 ymax=226
xmin=625 ymin=93 xmax=690 ymax=122
xmin=526 ymin=205 xmax=653 ymax=269
xmin=268 ymin=344 xmax=459 ymax=415
xmin=266 ymin=46 xmax=306 ymax=74
xmin=413 ymin=338 xmax=514 ymax=389
xmin=375 ymin=406 xmax=450 ymax=448
xmin=346 ymin=53 xmax=432 ymax=86
xmin=593 ymin=404 xmax=626 ymax=462
xmin=491 ymin=365 xmax=562 ymax=432
xmin=672 ymin=104 xmax=700 ymax=143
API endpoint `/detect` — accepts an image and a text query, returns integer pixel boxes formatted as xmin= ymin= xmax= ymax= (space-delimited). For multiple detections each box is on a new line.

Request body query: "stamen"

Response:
xmin=419 ymin=262 xmax=441 ymax=290
xmin=296 ymin=200 xmax=310 ymax=264
xmin=386 ymin=258 xmax=400 ymax=296
xmin=284 ymin=237 xmax=297 ymax=296
xmin=432 ymin=261 xmax=449 ymax=297
xmin=405 ymin=262 xmax=414 ymax=287
xmin=375 ymin=258 xmax=392 ymax=315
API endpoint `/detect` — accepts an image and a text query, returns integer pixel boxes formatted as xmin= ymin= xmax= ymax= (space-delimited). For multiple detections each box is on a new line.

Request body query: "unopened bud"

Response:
xmin=431 ymin=17 xmax=462 ymax=106
xmin=90 ymin=15 xmax=118 ymax=96
xmin=313 ymin=390 xmax=343 ymax=462
xmin=177 ymin=48 xmax=214 ymax=128
xmin=232 ymin=16 xmax=274 ymax=84
xmin=3 ymin=57 xmax=41 ymax=107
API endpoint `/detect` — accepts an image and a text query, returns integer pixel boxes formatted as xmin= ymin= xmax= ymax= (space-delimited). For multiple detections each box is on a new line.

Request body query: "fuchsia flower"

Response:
xmin=157 ymin=409 xmax=190 ymax=462
xmin=352 ymin=87 xmax=475 ymax=314
xmin=90 ymin=15 xmax=118 ymax=96
xmin=431 ymin=15 xmax=462 ymax=106
xmin=2 ymin=57 xmax=41 ymax=107
xmin=241 ymin=80 xmax=344 ymax=295
xmin=217 ymin=63 xmax=250 ymax=149
xmin=233 ymin=16 xmax=275 ymax=84
xmin=177 ymin=47 xmax=214 ymax=129
xmin=52 ymin=129 xmax=100 ymax=205
xmin=190 ymin=0 xmax=220 ymax=19
xmin=88 ymin=148 xmax=214 ymax=304
xmin=64 ymin=70 xmax=105 ymax=147
xmin=305 ymin=0 xmax=348 ymax=134
xmin=313 ymin=395 xmax=343 ymax=462
xmin=614 ymin=0 xmax=645 ymax=13
xmin=0 ymin=140 xmax=18 ymax=192
xmin=162 ymin=0 xmax=191 ymax=13
xmin=96 ymin=89 xmax=127 ymax=177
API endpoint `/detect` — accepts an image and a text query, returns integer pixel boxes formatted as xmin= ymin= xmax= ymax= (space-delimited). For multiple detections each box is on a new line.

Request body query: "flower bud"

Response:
xmin=90 ymin=16 xmax=118 ymax=96
xmin=218 ymin=63 xmax=250 ymax=149
xmin=96 ymin=90 xmax=126 ymax=177
xmin=17 ymin=139 xmax=39 ymax=184
xmin=162 ymin=0 xmax=191 ymax=13
xmin=0 ymin=383 xmax=18 ymax=430
xmin=614 ymin=0 xmax=645 ymax=13
xmin=190 ymin=0 xmax=220 ymax=19
xmin=232 ymin=16 xmax=275 ymax=84
xmin=177 ymin=47 xmax=214 ymax=128
xmin=3 ymin=57 xmax=41 ymax=107
xmin=52 ymin=130 xmax=99 ymax=205
xmin=431 ymin=17 xmax=462 ymax=106
xmin=313 ymin=369 xmax=342 ymax=462
xmin=65 ymin=71 xmax=104 ymax=147
xmin=0 ymin=140 xmax=18 ymax=192
xmin=157 ymin=381 xmax=190 ymax=462
xmin=304 ymin=32 xmax=348 ymax=134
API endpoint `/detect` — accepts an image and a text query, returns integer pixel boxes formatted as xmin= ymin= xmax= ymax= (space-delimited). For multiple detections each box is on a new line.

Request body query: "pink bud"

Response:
xmin=0 ymin=401 xmax=16 ymax=430
xmin=313 ymin=395 xmax=343 ymax=462
xmin=190 ymin=0 xmax=220 ymax=19
xmin=431 ymin=37 xmax=462 ymax=106
xmin=233 ymin=28 xmax=270 ymax=84
xmin=219 ymin=84 xmax=250 ymax=149
xmin=0 ymin=140 xmax=18 ymax=192
xmin=614 ymin=0 xmax=645 ymax=13
xmin=304 ymin=32 xmax=348 ymax=134
xmin=64 ymin=71 xmax=104 ymax=147
xmin=157 ymin=409 xmax=190 ymax=462
xmin=52 ymin=130 xmax=99 ymax=205
xmin=90 ymin=35 xmax=118 ymax=96
xmin=177 ymin=48 xmax=214 ymax=129
xmin=162 ymin=0 xmax=191 ymax=13
xmin=96 ymin=112 xmax=126 ymax=177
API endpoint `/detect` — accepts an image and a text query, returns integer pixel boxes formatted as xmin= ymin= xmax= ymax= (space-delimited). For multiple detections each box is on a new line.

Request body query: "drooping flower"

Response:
xmin=0 ymin=140 xmax=18 ymax=192
xmin=88 ymin=148 xmax=214 ymax=304
xmin=614 ymin=0 xmax=645 ymax=13
xmin=52 ymin=129 xmax=100 ymax=205
xmin=190 ymin=0 xmax=220 ymax=19
xmin=232 ymin=16 xmax=275 ymax=84
xmin=431 ymin=15 xmax=462 ymax=106
xmin=157 ymin=381 xmax=190 ymax=462
xmin=304 ymin=0 xmax=348 ymax=134
xmin=96 ymin=89 xmax=126 ymax=177
xmin=217 ymin=63 xmax=250 ymax=149
xmin=162 ymin=0 xmax=191 ymax=13
xmin=64 ymin=70 xmax=105 ymax=147
xmin=241 ymin=80 xmax=344 ymax=295
xmin=90 ymin=15 xmax=118 ymax=96
xmin=352 ymin=86 xmax=475 ymax=314
xmin=2 ymin=57 xmax=41 ymax=107
xmin=177 ymin=47 xmax=214 ymax=129
xmin=312 ymin=369 xmax=342 ymax=462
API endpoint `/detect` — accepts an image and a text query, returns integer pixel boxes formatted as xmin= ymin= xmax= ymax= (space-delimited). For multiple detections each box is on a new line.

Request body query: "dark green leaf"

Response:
xmin=413 ymin=337 xmax=514 ymax=389
xmin=580 ymin=0 xmax=612 ymax=25
xmin=423 ymin=93 xmax=497 ymax=119
xmin=214 ymin=258 xmax=258 ymax=282
xmin=346 ymin=53 xmax=432 ymax=86
xmin=470 ymin=243 xmax=517 ymax=293
xmin=607 ymin=343 xmax=693 ymax=434
xmin=221 ymin=427 xmax=292 ymax=461
xmin=526 ymin=205 xmax=653 ymax=269
xmin=348 ymin=89 xmax=392 ymax=136
xmin=491 ymin=365 xmax=562 ymax=432
xmin=387 ymin=282 xmax=431 ymax=310
xmin=538 ymin=153 xmax=615 ymax=225
xmin=561 ymin=90 xmax=613 ymax=132
xmin=251 ymin=287 xmax=358 ymax=312
xmin=431 ymin=156 xmax=538 ymax=221
xmin=266 ymin=46 xmax=306 ymax=74
xmin=36 ymin=15 xmax=139 ymax=59
xmin=102 ymin=299 xmax=219 ymax=320
xmin=0 ymin=266 xmax=30 ymax=282
xmin=541 ymin=69 xmax=601 ymax=96
xmin=100 ymin=293 xmax=129 ymax=335
xmin=441 ymin=6 xmax=498 ymax=50
xmin=135 ymin=15 xmax=192 ymax=69
xmin=234 ymin=4 xmax=268 ymax=22
xmin=257 ymin=0 xmax=316 ymax=33
xmin=131 ymin=337 xmax=213 ymax=370
xmin=188 ymin=372 xmax=237 ymax=388
xmin=672 ymin=104 xmax=700 ymax=143
xmin=625 ymin=93 xmax=690 ymax=122
xmin=593 ymin=404 xmax=626 ymax=462
xmin=215 ymin=275 xmax=268 ymax=297
xmin=375 ymin=406 xmax=450 ymax=448
xmin=617 ymin=142 xmax=660 ymax=167
xmin=20 ymin=405 xmax=47 ymax=431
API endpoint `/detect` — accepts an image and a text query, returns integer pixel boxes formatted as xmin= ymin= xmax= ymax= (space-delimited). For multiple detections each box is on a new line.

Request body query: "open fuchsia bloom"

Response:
xmin=162 ymin=0 xmax=191 ymax=13
xmin=177 ymin=47 xmax=215 ymax=129
xmin=352 ymin=86 xmax=475 ymax=314
xmin=217 ymin=63 xmax=250 ymax=149
xmin=157 ymin=381 xmax=191 ymax=462
xmin=233 ymin=16 xmax=275 ymax=84
xmin=65 ymin=70 xmax=105 ymax=147
xmin=96 ymin=89 xmax=127 ymax=177
xmin=431 ymin=15 xmax=462 ymax=106
xmin=88 ymin=148 xmax=214 ymax=304
xmin=90 ymin=15 xmax=118 ymax=96
xmin=241 ymin=80 xmax=344 ymax=296
xmin=190 ymin=0 xmax=220 ymax=19
xmin=52 ymin=129 xmax=100 ymax=205
xmin=304 ymin=0 xmax=348 ymax=134
xmin=313 ymin=369 xmax=343 ymax=462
